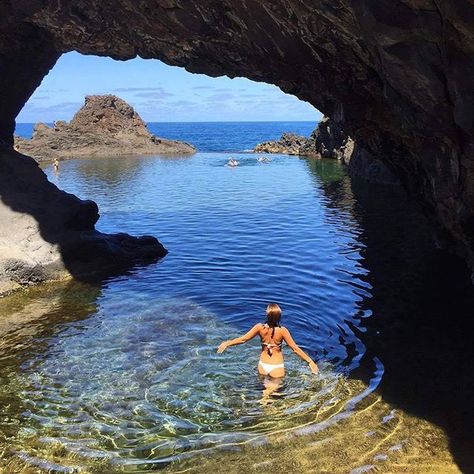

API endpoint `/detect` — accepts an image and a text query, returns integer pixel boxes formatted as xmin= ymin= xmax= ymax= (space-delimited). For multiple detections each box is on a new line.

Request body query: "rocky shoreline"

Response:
xmin=14 ymin=95 xmax=195 ymax=162
xmin=254 ymin=117 xmax=398 ymax=185
xmin=254 ymin=133 xmax=312 ymax=155
xmin=0 ymin=146 xmax=168 ymax=296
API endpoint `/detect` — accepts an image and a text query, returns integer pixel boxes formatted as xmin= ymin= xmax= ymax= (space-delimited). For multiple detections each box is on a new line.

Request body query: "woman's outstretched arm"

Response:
xmin=282 ymin=327 xmax=319 ymax=374
xmin=217 ymin=324 xmax=262 ymax=353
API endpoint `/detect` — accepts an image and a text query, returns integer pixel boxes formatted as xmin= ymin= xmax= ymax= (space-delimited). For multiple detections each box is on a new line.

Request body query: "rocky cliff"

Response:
xmin=15 ymin=95 xmax=195 ymax=161
xmin=1 ymin=1 xmax=474 ymax=284
xmin=254 ymin=118 xmax=398 ymax=184
xmin=253 ymin=118 xmax=354 ymax=161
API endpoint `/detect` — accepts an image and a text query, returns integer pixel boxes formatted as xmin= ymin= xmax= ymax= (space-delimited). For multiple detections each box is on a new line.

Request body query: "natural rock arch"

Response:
xmin=1 ymin=1 xmax=474 ymax=292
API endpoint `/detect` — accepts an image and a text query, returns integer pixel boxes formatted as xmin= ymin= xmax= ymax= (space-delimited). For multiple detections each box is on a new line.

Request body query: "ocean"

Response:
xmin=15 ymin=121 xmax=316 ymax=152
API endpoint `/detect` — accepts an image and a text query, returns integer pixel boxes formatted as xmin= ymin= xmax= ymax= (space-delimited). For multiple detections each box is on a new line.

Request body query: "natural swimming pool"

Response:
xmin=0 ymin=152 xmax=472 ymax=473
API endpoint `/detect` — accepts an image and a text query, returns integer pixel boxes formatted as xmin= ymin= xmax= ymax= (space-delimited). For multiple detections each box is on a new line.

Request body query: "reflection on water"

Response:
xmin=0 ymin=153 xmax=471 ymax=473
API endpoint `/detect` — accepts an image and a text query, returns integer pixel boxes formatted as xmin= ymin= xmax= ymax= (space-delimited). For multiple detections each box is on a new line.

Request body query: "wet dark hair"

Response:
xmin=266 ymin=303 xmax=282 ymax=337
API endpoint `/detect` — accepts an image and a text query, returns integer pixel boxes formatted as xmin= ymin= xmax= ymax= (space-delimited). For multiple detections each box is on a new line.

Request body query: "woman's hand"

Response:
xmin=309 ymin=361 xmax=319 ymax=375
xmin=217 ymin=341 xmax=229 ymax=353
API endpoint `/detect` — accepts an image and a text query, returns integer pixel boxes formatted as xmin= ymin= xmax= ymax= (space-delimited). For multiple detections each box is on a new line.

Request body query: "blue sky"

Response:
xmin=17 ymin=52 xmax=321 ymax=123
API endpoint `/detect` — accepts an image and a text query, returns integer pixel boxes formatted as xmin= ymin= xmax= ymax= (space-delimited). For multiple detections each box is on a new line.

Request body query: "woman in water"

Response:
xmin=217 ymin=303 xmax=319 ymax=382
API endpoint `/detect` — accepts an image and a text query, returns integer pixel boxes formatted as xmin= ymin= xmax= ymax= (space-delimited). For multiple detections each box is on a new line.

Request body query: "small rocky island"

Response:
xmin=15 ymin=95 xmax=195 ymax=161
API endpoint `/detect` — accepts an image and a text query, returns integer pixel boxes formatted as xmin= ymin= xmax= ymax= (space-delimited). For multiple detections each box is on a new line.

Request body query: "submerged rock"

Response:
xmin=15 ymin=95 xmax=195 ymax=161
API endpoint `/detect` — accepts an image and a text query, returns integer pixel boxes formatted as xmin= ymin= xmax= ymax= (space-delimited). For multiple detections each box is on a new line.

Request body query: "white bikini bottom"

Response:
xmin=258 ymin=360 xmax=285 ymax=375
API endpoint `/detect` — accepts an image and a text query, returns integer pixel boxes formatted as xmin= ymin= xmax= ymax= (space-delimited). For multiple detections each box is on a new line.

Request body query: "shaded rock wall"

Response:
xmin=1 ymin=1 xmax=474 ymax=270
xmin=307 ymin=118 xmax=399 ymax=185
xmin=0 ymin=148 xmax=166 ymax=295
xmin=254 ymin=117 xmax=399 ymax=185
xmin=302 ymin=117 xmax=355 ymax=163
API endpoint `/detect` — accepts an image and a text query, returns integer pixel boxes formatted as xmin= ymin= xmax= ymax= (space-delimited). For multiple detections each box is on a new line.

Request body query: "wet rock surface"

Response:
xmin=1 ymin=1 xmax=474 ymax=272
xmin=0 ymin=148 xmax=167 ymax=295
xmin=15 ymin=95 xmax=195 ymax=161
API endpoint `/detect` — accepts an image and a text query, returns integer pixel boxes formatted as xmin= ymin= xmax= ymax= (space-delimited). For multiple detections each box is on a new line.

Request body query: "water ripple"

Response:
xmin=1 ymin=154 xmax=384 ymax=471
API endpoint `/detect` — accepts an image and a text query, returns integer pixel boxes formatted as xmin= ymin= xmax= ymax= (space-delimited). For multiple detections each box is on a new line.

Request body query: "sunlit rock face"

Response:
xmin=1 ymin=1 xmax=474 ymax=276
xmin=254 ymin=133 xmax=311 ymax=155
xmin=15 ymin=95 xmax=195 ymax=161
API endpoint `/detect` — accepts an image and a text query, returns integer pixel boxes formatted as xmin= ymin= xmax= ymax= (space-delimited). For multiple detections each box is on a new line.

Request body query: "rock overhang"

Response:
xmin=1 ymin=0 xmax=474 ymax=274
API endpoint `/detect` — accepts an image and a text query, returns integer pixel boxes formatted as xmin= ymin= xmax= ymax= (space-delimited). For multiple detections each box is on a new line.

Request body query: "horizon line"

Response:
xmin=16 ymin=119 xmax=319 ymax=125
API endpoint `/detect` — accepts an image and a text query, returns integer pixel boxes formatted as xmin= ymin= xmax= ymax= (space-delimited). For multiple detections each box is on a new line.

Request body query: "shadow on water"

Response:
xmin=0 ymin=148 xmax=166 ymax=293
xmin=1 ymin=153 xmax=473 ymax=472
xmin=304 ymin=157 xmax=474 ymax=472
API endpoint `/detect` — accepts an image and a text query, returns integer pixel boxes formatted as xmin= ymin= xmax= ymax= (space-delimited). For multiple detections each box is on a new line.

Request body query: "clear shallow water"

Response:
xmin=0 ymin=151 xmax=472 ymax=473
xmin=14 ymin=121 xmax=317 ymax=152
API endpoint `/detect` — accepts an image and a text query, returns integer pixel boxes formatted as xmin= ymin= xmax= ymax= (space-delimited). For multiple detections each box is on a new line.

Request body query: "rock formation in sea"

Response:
xmin=15 ymin=95 xmax=195 ymax=161
xmin=254 ymin=118 xmax=397 ymax=184
xmin=254 ymin=118 xmax=352 ymax=160
xmin=304 ymin=117 xmax=354 ymax=162
xmin=254 ymin=133 xmax=311 ymax=155
xmin=2 ymin=1 xmax=474 ymax=287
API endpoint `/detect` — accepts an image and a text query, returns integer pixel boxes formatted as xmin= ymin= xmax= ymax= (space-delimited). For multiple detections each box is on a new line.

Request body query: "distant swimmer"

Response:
xmin=53 ymin=158 xmax=60 ymax=173
xmin=257 ymin=156 xmax=272 ymax=163
xmin=227 ymin=158 xmax=239 ymax=167
xmin=217 ymin=303 xmax=319 ymax=400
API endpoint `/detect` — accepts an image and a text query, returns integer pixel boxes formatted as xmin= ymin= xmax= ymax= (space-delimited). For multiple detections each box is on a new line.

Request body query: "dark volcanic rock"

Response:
xmin=0 ymin=147 xmax=167 ymax=295
xmin=15 ymin=95 xmax=195 ymax=161
xmin=254 ymin=133 xmax=311 ymax=155
xmin=254 ymin=118 xmax=355 ymax=160
xmin=348 ymin=143 xmax=399 ymax=185
xmin=302 ymin=117 xmax=355 ymax=163
xmin=254 ymin=117 xmax=397 ymax=185
xmin=306 ymin=117 xmax=399 ymax=184
xmin=1 ymin=1 xmax=474 ymax=275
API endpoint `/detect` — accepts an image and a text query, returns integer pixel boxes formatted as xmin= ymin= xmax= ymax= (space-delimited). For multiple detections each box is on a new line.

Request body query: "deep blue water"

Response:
xmin=1 ymin=152 xmax=382 ymax=471
xmin=15 ymin=121 xmax=316 ymax=152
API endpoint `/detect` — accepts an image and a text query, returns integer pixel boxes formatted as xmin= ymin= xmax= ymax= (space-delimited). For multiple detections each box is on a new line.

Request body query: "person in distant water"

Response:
xmin=227 ymin=157 xmax=239 ymax=167
xmin=53 ymin=158 xmax=60 ymax=173
xmin=217 ymin=303 xmax=319 ymax=397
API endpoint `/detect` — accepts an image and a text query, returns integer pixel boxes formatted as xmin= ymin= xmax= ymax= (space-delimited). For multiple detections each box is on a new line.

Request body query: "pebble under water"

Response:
xmin=0 ymin=152 xmax=472 ymax=473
